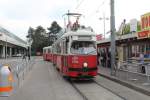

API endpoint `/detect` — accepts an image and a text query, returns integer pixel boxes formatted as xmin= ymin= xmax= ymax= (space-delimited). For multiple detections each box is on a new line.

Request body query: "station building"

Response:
xmin=0 ymin=26 xmax=27 ymax=58
xmin=97 ymin=12 xmax=150 ymax=68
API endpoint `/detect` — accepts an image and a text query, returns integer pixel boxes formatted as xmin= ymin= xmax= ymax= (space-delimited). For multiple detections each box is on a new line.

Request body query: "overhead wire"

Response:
xmin=89 ymin=0 xmax=107 ymax=18
xmin=95 ymin=1 xmax=106 ymax=13
xmin=75 ymin=0 xmax=85 ymax=10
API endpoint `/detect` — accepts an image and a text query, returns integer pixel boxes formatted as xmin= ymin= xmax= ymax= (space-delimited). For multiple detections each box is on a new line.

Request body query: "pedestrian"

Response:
xmin=101 ymin=51 xmax=104 ymax=67
xmin=103 ymin=50 xmax=106 ymax=67
xmin=97 ymin=52 xmax=100 ymax=65
xmin=139 ymin=53 xmax=144 ymax=64
xmin=107 ymin=51 xmax=111 ymax=68
xmin=139 ymin=52 xmax=145 ymax=73
xmin=22 ymin=53 xmax=26 ymax=60
xmin=28 ymin=53 xmax=30 ymax=60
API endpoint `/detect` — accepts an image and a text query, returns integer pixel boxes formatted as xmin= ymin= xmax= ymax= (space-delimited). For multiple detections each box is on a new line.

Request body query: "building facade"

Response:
xmin=0 ymin=26 xmax=27 ymax=58
xmin=97 ymin=12 xmax=150 ymax=68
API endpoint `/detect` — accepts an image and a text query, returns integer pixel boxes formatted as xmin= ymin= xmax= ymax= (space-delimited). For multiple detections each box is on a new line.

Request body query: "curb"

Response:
xmin=98 ymin=73 xmax=150 ymax=96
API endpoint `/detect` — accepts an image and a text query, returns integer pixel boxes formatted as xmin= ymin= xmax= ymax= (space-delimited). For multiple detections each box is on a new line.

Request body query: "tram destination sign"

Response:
xmin=78 ymin=36 xmax=92 ymax=40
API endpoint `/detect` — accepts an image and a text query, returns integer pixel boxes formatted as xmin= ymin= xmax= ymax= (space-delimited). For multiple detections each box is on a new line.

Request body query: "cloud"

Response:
xmin=0 ymin=0 xmax=76 ymax=40
xmin=0 ymin=0 xmax=150 ymax=40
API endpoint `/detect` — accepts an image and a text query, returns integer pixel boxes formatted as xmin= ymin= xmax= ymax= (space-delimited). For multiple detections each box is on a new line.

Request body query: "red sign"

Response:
xmin=138 ymin=30 xmax=150 ymax=39
xmin=96 ymin=34 xmax=103 ymax=41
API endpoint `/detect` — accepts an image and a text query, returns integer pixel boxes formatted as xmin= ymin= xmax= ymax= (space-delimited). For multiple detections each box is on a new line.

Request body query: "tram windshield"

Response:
xmin=71 ymin=41 xmax=96 ymax=54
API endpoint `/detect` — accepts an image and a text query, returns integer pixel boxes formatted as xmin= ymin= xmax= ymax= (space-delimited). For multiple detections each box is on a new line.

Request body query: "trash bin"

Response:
xmin=0 ymin=65 xmax=13 ymax=96
xmin=141 ymin=65 xmax=146 ymax=74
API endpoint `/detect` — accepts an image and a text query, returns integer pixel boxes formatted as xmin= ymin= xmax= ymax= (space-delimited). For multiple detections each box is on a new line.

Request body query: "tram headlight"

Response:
xmin=83 ymin=62 xmax=88 ymax=68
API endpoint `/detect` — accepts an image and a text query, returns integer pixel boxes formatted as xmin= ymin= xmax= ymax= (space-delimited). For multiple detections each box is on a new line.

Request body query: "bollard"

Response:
xmin=0 ymin=65 xmax=13 ymax=96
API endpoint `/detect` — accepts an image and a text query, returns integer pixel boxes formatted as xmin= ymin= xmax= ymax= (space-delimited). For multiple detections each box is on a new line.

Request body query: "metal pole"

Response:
xmin=103 ymin=13 xmax=106 ymax=39
xmin=29 ymin=34 xmax=31 ymax=60
xmin=6 ymin=36 xmax=7 ymax=59
xmin=110 ymin=0 xmax=116 ymax=76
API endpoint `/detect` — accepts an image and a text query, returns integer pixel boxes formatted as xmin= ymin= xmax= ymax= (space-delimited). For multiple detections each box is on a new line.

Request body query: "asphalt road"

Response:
xmin=1 ymin=58 xmax=83 ymax=100
xmin=1 ymin=57 xmax=150 ymax=100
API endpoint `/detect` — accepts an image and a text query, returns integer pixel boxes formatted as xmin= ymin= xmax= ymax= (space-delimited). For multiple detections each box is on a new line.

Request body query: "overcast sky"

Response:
xmin=0 ymin=0 xmax=150 ymax=40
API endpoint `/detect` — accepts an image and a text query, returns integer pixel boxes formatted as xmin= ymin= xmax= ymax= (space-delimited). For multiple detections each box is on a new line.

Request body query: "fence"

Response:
xmin=1 ymin=58 xmax=35 ymax=93
xmin=117 ymin=60 xmax=150 ymax=86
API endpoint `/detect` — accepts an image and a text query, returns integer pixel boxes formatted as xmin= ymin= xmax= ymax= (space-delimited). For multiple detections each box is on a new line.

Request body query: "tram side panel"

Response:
xmin=53 ymin=54 xmax=57 ymax=66
xmin=47 ymin=53 xmax=52 ymax=62
xmin=56 ymin=55 xmax=63 ymax=70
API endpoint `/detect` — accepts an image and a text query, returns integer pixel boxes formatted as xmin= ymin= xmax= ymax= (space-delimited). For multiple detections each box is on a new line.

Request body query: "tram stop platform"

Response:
xmin=98 ymin=66 xmax=150 ymax=96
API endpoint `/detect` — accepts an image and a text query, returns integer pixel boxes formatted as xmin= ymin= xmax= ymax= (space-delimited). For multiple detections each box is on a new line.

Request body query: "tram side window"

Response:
xmin=65 ymin=37 xmax=69 ymax=54
xmin=62 ymin=41 xmax=67 ymax=54
xmin=43 ymin=49 xmax=46 ymax=53
xmin=56 ymin=43 xmax=61 ymax=54
xmin=48 ymin=49 xmax=51 ymax=53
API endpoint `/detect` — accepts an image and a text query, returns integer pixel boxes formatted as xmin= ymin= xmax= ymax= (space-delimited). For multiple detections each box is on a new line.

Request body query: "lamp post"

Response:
xmin=29 ymin=37 xmax=32 ymax=60
xmin=99 ymin=13 xmax=109 ymax=39
xmin=27 ymin=33 xmax=32 ymax=60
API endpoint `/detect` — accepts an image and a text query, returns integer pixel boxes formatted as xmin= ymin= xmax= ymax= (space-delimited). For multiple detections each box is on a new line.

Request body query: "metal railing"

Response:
xmin=1 ymin=58 xmax=35 ymax=91
xmin=116 ymin=60 xmax=150 ymax=86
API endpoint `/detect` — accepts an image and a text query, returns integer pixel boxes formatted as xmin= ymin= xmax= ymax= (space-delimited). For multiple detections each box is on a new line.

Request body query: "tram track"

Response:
xmin=68 ymin=78 xmax=125 ymax=100
xmin=69 ymin=80 xmax=89 ymax=100
xmin=50 ymin=62 xmax=88 ymax=100
xmin=51 ymin=62 xmax=125 ymax=100
xmin=93 ymin=79 xmax=127 ymax=100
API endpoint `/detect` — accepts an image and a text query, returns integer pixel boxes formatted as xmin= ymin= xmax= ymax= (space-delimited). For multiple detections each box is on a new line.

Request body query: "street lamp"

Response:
xmin=27 ymin=33 xmax=32 ymax=60
xmin=99 ymin=13 xmax=109 ymax=39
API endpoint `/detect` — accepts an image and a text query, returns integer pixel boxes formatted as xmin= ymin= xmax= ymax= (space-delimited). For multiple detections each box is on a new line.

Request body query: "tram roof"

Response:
xmin=62 ymin=29 xmax=96 ymax=38
xmin=53 ymin=29 xmax=96 ymax=44
xmin=43 ymin=46 xmax=52 ymax=49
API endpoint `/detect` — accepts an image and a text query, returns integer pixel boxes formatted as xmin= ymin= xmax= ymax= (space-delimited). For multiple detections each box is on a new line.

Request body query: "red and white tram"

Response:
xmin=43 ymin=46 xmax=52 ymax=61
xmin=51 ymin=29 xmax=98 ymax=79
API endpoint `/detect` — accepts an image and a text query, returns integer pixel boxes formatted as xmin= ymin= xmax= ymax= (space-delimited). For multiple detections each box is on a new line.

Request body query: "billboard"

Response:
xmin=130 ymin=19 xmax=137 ymax=32
xmin=138 ymin=12 xmax=150 ymax=39
xmin=141 ymin=12 xmax=150 ymax=31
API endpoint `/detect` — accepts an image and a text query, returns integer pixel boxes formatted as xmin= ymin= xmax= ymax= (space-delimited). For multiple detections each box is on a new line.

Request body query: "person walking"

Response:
xmin=22 ymin=53 xmax=26 ymax=61
xmin=139 ymin=53 xmax=145 ymax=73
xmin=97 ymin=52 xmax=100 ymax=65
xmin=28 ymin=53 xmax=30 ymax=60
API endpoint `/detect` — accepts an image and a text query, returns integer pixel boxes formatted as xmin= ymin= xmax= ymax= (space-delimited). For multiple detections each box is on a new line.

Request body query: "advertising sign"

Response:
xmin=141 ymin=12 xmax=150 ymax=30
xmin=130 ymin=19 xmax=137 ymax=32
xmin=96 ymin=34 xmax=103 ymax=41
xmin=138 ymin=30 xmax=150 ymax=39
xmin=138 ymin=12 xmax=150 ymax=39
